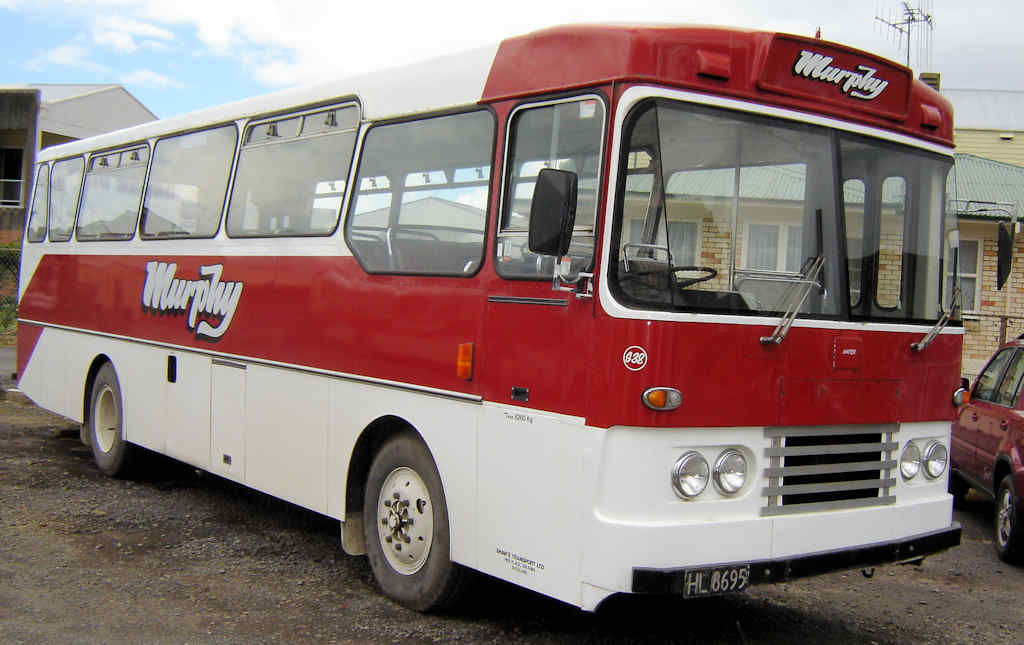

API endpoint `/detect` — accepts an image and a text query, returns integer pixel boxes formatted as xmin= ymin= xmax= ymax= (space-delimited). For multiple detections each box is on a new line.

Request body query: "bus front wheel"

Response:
xmin=88 ymin=363 xmax=135 ymax=478
xmin=362 ymin=432 xmax=465 ymax=611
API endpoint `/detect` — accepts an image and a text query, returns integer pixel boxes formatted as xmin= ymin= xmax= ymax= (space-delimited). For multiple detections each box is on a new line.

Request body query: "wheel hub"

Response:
xmin=998 ymin=489 xmax=1013 ymax=548
xmin=376 ymin=467 xmax=433 ymax=575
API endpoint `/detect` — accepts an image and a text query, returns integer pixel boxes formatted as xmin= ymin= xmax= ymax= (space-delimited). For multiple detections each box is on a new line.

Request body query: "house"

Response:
xmin=944 ymin=88 xmax=1024 ymax=377
xmin=0 ymin=84 xmax=156 ymax=245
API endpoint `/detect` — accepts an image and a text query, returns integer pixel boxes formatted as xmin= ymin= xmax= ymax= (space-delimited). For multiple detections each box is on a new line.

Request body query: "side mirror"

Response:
xmin=528 ymin=168 xmax=577 ymax=257
xmin=952 ymin=377 xmax=971 ymax=407
xmin=997 ymin=221 xmax=1015 ymax=290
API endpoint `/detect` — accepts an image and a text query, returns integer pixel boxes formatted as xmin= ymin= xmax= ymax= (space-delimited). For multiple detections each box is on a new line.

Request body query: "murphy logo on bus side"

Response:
xmin=141 ymin=261 xmax=244 ymax=341
xmin=792 ymin=50 xmax=889 ymax=101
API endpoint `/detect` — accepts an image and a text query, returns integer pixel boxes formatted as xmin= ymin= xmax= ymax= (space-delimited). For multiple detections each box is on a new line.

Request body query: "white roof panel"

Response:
xmin=37 ymin=44 xmax=499 ymax=163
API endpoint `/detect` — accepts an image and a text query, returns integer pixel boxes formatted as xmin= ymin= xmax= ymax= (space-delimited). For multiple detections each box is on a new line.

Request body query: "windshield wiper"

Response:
xmin=759 ymin=255 xmax=825 ymax=345
xmin=911 ymin=285 xmax=960 ymax=352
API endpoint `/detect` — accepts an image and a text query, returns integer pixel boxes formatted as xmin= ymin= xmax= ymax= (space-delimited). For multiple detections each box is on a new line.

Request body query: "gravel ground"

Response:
xmin=1 ymin=393 xmax=1023 ymax=645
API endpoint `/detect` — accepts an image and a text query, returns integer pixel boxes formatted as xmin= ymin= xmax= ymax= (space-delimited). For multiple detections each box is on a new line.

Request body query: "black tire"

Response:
xmin=362 ymin=432 xmax=466 ymax=611
xmin=948 ymin=472 xmax=970 ymax=507
xmin=994 ymin=474 xmax=1024 ymax=564
xmin=87 ymin=363 xmax=135 ymax=478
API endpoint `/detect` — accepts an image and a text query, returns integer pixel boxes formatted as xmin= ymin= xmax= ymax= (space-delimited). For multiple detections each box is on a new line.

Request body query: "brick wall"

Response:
xmin=961 ymin=223 xmax=1024 ymax=379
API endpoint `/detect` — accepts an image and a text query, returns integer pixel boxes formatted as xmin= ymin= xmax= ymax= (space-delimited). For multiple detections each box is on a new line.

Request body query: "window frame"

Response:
xmin=343 ymin=106 xmax=497 ymax=277
xmin=741 ymin=220 xmax=805 ymax=273
xmin=47 ymin=156 xmax=85 ymax=243
xmin=140 ymin=121 xmax=240 ymax=240
xmin=953 ymin=237 xmax=982 ymax=314
xmin=225 ymin=102 xmax=360 ymax=239
xmin=75 ymin=143 xmax=151 ymax=242
xmin=495 ymin=92 xmax=608 ymax=281
xmin=0 ymin=147 xmax=24 ymax=207
xmin=26 ymin=163 xmax=50 ymax=243
xmin=973 ymin=347 xmax=1017 ymax=404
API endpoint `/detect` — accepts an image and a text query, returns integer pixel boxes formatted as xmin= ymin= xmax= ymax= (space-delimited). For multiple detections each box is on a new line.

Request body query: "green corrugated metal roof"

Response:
xmin=953 ymin=153 xmax=1024 ymax=220
xmin=625 ymin=153 xmax=1024 ymax=221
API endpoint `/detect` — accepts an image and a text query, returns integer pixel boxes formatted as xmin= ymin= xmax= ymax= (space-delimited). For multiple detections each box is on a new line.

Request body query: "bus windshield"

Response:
xmin=609 ymin=98 xmax=955 ymax=323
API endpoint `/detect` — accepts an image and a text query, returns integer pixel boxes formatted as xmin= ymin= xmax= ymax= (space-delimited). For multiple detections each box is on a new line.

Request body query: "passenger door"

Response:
xmin=476 ymin=95 xmax=605 ymax=602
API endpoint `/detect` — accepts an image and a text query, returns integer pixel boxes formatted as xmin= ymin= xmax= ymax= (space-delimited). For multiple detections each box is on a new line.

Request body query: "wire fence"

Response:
xmin=0 ymin=245 xmax=19 ymax=337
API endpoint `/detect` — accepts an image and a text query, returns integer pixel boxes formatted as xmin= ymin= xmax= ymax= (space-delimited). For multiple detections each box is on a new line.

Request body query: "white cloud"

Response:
xmin=18 ymin=0 xmax=1024 ymax=94
xmin=27 ymin=43 xmax=110 ymax=73
xmin=91 ymin=15 xmax=175 ymax=53
xmin=120 ymin=69 xmax=184 ymax=89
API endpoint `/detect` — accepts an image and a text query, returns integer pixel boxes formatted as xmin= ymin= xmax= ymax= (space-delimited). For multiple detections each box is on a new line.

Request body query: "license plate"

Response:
xmin=682 ymin=564 xmax=751 ymax=598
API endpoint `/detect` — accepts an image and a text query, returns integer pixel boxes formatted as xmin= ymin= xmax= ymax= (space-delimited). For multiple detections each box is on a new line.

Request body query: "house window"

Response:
xmin=1 ymin=148 xmax=24 ymax=206
xmin=745 ymin=223 xmax=803 ymax=272
xmin=628 ymin=219 xmax=699 ymax=265
xmin=949 ymin=238 xmax=980 ymax=313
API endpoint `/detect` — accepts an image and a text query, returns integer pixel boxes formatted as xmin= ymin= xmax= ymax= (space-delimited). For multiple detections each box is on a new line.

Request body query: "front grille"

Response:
xmin=761 ymin=425 xmax=898 ymax=517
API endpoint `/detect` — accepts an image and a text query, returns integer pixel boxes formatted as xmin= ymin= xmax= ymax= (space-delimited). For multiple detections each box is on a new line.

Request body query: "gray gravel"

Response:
xmin=1 ymin=395 xmax=1023 ymax=644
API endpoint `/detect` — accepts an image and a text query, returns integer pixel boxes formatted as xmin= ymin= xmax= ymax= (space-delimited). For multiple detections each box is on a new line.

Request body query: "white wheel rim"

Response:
xmin=94 ymin=385 xmax=118 ymax=454
xmin=376 ymin=466 xmax=434 ymax=575
xmin=997 ymin=488 xmax=1014 ymax=549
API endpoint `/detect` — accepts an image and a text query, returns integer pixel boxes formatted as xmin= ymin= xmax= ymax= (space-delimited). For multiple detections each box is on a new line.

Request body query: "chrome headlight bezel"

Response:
xmin=671 ymin=451 xmax=710 ymax=500
xmin=900 ymin=441 xmax=922 ymax=481
xmin=712 ymin=449 xmax=748 ymax=495
xmin=923 ymin=441 xmax=949 ymax=479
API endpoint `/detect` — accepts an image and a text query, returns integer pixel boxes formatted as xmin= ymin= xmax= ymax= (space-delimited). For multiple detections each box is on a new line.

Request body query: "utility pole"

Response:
xmin=875 ymin=2 xmax=934 ymax=68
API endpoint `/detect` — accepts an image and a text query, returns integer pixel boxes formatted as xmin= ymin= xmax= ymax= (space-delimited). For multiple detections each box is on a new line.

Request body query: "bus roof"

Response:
xmin=37 ymin=23 xmax=952 ymax=162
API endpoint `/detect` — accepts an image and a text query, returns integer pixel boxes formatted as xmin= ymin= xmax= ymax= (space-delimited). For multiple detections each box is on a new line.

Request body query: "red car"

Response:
xmin=951 ymin=339 xmax=1024 ymax=563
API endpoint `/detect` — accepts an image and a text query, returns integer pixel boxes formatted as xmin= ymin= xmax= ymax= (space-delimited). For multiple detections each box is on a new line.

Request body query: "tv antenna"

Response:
xmin=875 ymin=1 xmax=934 ymax=69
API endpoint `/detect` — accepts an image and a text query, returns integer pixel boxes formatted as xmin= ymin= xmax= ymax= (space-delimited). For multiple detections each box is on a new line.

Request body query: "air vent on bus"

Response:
xmin=761 ymin=425 xmax=897 ymax=516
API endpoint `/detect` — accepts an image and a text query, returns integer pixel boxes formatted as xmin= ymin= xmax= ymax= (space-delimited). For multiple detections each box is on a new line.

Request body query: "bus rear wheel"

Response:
xmin=362 ymin=433 xmax=465 ymax=611
xmin=88 ymin=363 xmax=135 ymax=478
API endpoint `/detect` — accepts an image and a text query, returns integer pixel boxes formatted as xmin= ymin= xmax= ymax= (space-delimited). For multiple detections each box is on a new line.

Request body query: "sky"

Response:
xmin=2 ymin=0 xmax=1023 ymax=120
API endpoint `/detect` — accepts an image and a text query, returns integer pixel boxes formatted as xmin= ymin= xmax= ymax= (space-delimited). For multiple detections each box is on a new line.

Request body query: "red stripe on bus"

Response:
xmin=16 ymin=321 xmax=44 ymax=381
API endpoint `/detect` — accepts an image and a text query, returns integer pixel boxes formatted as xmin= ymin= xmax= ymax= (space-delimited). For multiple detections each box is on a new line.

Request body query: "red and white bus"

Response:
xmin=17 ymin=24 xmax=964 ymax=611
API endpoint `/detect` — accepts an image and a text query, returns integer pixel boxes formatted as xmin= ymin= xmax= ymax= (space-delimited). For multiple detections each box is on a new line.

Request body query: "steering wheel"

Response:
xmin=671 ymin=266 xmax=718 ymax=289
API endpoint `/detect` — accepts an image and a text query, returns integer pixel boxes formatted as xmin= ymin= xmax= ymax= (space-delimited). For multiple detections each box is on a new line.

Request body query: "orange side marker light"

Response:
xmin=457 ymin=343 xmax=474 ymax=381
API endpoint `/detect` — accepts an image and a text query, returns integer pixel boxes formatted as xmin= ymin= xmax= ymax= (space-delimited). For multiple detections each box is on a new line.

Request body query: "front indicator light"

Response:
xmin=713 ymin=449 xmax=748 ymax=495
xmin=643 ymin=387 xmax=682 ymax=411
xmin=900 ymin=442 xmax=922 ymax=480
xmin=671 ymin=451 xmax=709 ymax=499
xmin=923 ymin=441 xmax=948 ymax=479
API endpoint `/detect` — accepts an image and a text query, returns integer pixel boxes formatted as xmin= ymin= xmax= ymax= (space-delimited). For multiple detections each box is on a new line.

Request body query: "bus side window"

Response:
xmin=48 ymin=157 xmax=84 ymax=242
xmin=497 ymin=97 xmax=605 ymax=280
xmin=76 ymin=146 xmax=148 ymax=241
xmin=346 ymin=110 xmax=494 ymax=276
xmin=226 ymin=106 xmax=358 ymax=238
xmin=26 ymin=164 xmax=49 ymax=243
xmin=141 ymin=124 xmax=238 ymax=239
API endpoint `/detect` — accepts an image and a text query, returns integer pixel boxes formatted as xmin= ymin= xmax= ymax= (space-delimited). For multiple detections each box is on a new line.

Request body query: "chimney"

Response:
xmin=919 ymin=72 xmax=941 ymax=91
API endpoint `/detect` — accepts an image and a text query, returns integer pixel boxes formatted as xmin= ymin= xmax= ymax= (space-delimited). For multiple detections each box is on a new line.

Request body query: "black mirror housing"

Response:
xmin=997 ymin=221 xmax=1014 ymax=290
xmin=528 ymin=168 xmax=577 ymax=257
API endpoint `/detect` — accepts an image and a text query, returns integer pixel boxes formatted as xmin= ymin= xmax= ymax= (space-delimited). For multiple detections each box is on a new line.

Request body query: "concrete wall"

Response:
xmin=0 ymin=90 xmax=40 ymax=244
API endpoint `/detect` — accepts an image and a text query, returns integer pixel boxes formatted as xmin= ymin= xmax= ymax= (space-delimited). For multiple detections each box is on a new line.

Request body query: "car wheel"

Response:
xmin=994 ymin=474 xmax=1024 ymax=564
xmin=88 ymin=363 xmax=136 ymax=478
xmin=362 ymin=432 xmax=467 ymax=611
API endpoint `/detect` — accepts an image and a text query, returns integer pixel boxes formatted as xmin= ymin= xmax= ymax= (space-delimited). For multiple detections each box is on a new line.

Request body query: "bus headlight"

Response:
xmin=900 ymin=442 xmax=922 ymax=480
xmin=671 ymin=452 xmax=709 ymax=499
xmin=713 ymin=449 xmax=748 ymax=495
xmin=923 ymin=441 xmax=948 ymax=479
